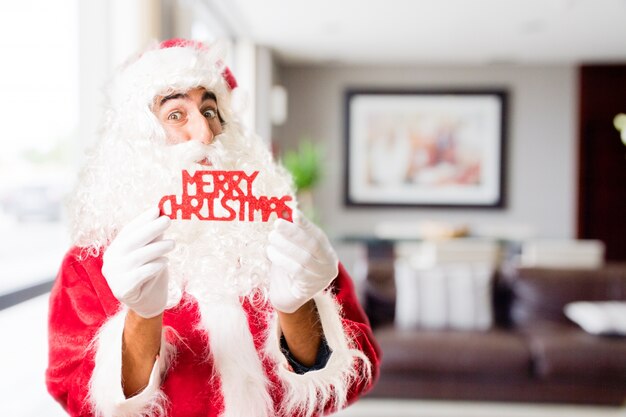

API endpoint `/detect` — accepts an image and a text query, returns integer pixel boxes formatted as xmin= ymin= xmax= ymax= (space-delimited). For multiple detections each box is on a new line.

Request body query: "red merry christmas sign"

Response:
xmin=159 ymin=170 xmax=293 ymax=222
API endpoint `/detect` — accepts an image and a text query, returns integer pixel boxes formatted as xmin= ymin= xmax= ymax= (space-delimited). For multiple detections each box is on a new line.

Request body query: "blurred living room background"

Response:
xmin=1 ymin=0 xmax=626 ymax=416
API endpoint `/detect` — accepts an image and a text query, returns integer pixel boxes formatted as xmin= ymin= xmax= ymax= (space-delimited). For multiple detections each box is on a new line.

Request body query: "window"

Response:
xmin=0 ymin=1 xmax=78 ymax=298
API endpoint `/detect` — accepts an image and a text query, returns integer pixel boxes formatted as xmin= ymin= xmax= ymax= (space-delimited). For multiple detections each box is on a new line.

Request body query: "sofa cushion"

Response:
xmin=507 ymin=266 xmax=626 ymax=328
xmin=565 ymin=301 xmax=626 ymax=335
xmin=376 ymin=326 xmax=530 ymax=376
xmin=527 ymin=326 xmax=626 ymax=382
xmin=394 ymin=260 xmax=494 ymax=331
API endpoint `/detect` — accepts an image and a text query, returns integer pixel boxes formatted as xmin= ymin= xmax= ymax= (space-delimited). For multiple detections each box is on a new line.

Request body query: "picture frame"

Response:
xmin=344 ymin=89 xmax=507 ymax=208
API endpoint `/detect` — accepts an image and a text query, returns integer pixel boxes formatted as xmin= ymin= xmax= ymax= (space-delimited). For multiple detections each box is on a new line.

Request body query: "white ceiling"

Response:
xmin=210 ymin=0 xmax=626 ymax=65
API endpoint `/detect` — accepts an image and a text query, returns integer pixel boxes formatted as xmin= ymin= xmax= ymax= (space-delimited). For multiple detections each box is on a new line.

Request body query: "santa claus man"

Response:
xmin=46 ymin=39 xmax=380 ymax=417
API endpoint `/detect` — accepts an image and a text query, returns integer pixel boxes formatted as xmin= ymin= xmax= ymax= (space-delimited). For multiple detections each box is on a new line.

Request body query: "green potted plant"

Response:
xmin=282 ymin=139 xmax=322 ymax=221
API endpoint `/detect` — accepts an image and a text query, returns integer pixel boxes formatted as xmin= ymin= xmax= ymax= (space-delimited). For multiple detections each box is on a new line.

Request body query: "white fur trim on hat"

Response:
xmin=88 ymin=309 xmax=176 ymax=417
xmin=264 ymin=291 xmax=372 ymax=417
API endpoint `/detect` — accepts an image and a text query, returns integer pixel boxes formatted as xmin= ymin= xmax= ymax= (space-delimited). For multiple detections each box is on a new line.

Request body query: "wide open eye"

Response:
xmin=167 ymin=111 xmax=182 ymax=121
xmin=203 ymin=109 xmax=217 ymax=120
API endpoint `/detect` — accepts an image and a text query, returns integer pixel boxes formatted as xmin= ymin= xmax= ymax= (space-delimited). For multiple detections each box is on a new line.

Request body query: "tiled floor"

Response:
xmin=2 ymin=293 xmax=624 ymax=417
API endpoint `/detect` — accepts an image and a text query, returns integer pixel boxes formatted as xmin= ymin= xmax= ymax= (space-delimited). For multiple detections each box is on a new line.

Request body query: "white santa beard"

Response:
xmin=163 ymin=135 xmax=285 ymax=417
xmin=166 ymin=215 xmax=273 ymax=303
xmin=70 ymin=127 xmax=295 ymax=302
xmin=166 ymin=133 xmax=295 ymax=302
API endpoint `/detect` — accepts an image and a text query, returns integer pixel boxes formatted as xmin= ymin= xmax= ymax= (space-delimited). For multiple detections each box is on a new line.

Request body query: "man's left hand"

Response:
xmin=267 ymin=212 xmax=339 ymax=314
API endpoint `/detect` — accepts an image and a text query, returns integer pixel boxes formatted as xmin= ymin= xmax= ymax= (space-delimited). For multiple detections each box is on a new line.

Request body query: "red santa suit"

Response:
xmin=47 ymin=247 xmax=379 ymax=417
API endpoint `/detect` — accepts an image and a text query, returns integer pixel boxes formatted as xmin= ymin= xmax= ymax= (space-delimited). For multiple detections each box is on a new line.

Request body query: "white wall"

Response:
xmin=255 ymin=45 xmax=276 ymax=144
xmin=274 ymin=65 xmax=577 ymax=240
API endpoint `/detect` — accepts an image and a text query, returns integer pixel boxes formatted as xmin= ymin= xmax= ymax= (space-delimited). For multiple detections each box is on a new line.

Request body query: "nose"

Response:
xmin=188 ymin=110 xmax=214 ymax=145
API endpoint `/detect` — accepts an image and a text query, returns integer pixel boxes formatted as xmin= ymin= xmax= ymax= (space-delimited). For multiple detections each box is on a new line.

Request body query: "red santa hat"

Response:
xmin=105 ymin=38 xmax=238 ymax=136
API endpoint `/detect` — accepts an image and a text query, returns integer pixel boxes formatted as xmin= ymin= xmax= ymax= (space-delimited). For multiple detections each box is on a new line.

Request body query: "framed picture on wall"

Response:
xmin=344 ymin=89 xmax=507 ymax=208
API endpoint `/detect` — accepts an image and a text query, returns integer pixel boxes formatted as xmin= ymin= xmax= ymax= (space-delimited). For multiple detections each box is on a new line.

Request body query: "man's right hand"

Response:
xmin=102 ymin=207 xmax=175 ymax=318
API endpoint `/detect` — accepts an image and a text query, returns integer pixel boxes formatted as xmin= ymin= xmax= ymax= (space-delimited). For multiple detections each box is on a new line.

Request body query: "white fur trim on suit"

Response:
xmin=265 ymin=291 xmax=372 ymax=417
xmin=89 ymin=309 xmax=176 ymax=417
xmin=196 ymin=297 xmax=274 ymax=417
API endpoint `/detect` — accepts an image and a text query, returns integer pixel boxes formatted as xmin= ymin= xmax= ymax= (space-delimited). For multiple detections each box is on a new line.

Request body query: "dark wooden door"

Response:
xmin=578 ymin=65 xmax=626 ymax=261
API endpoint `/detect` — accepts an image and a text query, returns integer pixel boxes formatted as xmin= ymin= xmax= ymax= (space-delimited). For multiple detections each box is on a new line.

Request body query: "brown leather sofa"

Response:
xmin=364 ymin=261 xmax=626 ymax=405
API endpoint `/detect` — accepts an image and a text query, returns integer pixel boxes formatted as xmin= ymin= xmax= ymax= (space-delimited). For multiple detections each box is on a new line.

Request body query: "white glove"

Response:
xmin=267 ymin=212 xmax=339 ymax=314
xmin=102 ymin=207 xmax=175 ymax=318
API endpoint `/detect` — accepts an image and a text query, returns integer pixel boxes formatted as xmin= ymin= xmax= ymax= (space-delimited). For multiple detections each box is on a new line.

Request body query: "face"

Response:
xmin=154 ymin=87 xmax=224 ymax=150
